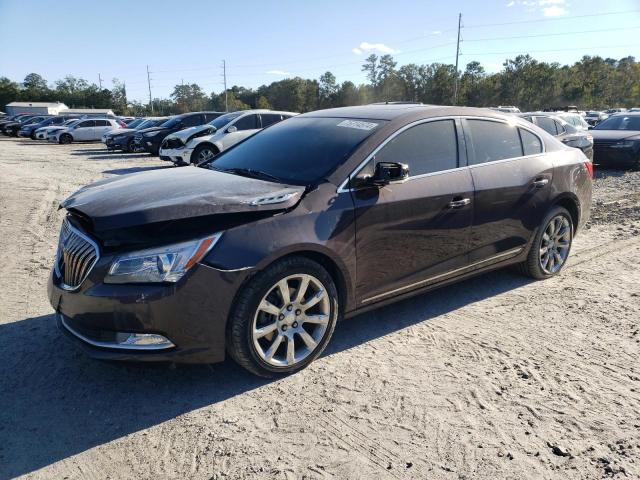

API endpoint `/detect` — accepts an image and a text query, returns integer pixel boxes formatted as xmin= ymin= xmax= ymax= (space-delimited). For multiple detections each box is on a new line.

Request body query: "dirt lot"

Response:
xmin=0 ymin=136 xmax=639 ymax=480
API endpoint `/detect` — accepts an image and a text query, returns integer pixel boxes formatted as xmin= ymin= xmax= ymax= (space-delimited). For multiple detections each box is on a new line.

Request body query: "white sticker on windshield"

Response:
xmin=336 ymin=120 xmax=378 ymax=131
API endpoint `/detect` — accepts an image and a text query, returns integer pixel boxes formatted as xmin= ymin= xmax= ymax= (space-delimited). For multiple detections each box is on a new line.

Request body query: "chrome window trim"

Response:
xmin=362 ymin=246 xmax=524 ymax=304
xmin=54 ymin=219 xmax=101 ymax=292
xmin=337 ymin=115 xmax=545 ymax=193
xmin=58 ymin=314 xmax=175 ymax=351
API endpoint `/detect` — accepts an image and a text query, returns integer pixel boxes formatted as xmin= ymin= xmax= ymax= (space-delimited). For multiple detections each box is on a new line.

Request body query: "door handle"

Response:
xmin=448 ymin=198 xmax=471 ymax=209
xmin=533 ymin=178 xmax=549 ymax=188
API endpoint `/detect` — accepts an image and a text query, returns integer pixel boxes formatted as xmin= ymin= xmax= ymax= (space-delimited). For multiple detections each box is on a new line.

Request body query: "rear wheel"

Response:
xmin=191 ymin=144 xmax=218 ymax=165
xmin=519 ymin=206 xmax=573 ymax=280
xmin=125 ymin=138 xmax=136 ymax=153
xmin=59 ymin=133 xmax=72 ymax=144
xmin=227 ymin=257 xmax=339 ymax=377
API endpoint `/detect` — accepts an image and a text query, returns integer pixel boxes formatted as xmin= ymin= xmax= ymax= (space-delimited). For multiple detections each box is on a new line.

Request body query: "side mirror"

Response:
xmin=207 ymin=126 xmax=217 ymax=134
xmin=226 ymin=125 xmax=238 ymax=133
xmin=372 ymin=162 xmax=409 ymax=186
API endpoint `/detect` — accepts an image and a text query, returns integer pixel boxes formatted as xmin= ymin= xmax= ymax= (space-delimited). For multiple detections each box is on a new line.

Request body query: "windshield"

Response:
xmin=160 ymin=116 xmax=184 ymax=128
xmin=134 ymin=119 xmax=157 ymax=130
xmin=63 ymin=119 xmax=80 ymax=128
xmin=205 ymin=117 xmax=386 ymax=185
xmin=125 ymin=118 xmax=143 ymax=128
xmin=594 ymin=115 xmax=640 ymax=131
xmin=208 ymin=112 xmax=242 ymax=129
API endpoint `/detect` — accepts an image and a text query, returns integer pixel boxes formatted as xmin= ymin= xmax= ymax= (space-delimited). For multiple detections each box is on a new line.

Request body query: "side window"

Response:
xmin=182 ymin=115 xmax=202 ymax=127
xmin=466 ymin=119 xmax=523 ymax=165
xmin=371 ymin=120 xmax=458 ymax=177
xmin=535 ymin=116 xmax=558 ymax=136
xmin=77 ymin=120 xmax=95 ymax=128
xmin=204 ymin=113 xmax=220 ymax=122
xmin=519 ymin=128 xmax=543 ymax=156
xmin=554 ymin=120 xmax=565 ymax=134
xmin=260 ymin=114 xmax=283 ymax=128
xmin=95 ymin=120 xmax=110 ymax=127
xmin=234 ymin=114 xmax=259 ymax=130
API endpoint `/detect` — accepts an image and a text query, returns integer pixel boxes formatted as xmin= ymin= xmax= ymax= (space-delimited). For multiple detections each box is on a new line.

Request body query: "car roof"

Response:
xmin=297 ymin=104 xmax=517 ymax=121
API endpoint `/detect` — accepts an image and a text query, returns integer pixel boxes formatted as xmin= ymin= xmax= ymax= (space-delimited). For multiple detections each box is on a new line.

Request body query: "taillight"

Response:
xmin=584 ymin=160 xmax=593 ymax=178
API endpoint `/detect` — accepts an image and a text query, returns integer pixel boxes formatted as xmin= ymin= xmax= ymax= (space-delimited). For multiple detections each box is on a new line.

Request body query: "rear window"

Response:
xmin=535 ymin=116 xmax=558 ymax=135
xmin=465 ymin=120 xmax=523 ymax=164
xmin=519 ymin=128 xmax=543 ymax=156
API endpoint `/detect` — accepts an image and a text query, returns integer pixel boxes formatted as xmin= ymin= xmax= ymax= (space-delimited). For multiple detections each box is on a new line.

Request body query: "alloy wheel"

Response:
xmin=198 ymin=148 xmax=216 ymax=163
xmin=539 ymin=215 xmax=571 ymax=274
xmin=252 ymin=274 xmax=330 ymax=367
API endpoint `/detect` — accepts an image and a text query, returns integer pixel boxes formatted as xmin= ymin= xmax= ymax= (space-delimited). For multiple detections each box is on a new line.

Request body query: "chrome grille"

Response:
xmin=55 ymin=219 xmax=100 ymax=290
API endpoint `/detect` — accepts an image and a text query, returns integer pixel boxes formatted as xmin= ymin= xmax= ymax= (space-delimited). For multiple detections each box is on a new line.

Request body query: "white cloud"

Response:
xmin=351 ymin=42 xmax=397 ymax=55
xmin=265 ymin=70 xmax=290 ymax=75
xmin=543 ymin=5 xmax=566 ymax=16
xmin=431 ymin=30 xmax=442 ymax=35
xmin=507 ymin=1 xmax=515 ymax=6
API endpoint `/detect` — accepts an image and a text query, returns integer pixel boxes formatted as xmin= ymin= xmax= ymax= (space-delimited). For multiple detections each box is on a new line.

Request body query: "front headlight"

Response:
xmin=611 ymin=140 xmax=636 ymax=148
xmin=104 ymin=234 xmax=222 ymax=284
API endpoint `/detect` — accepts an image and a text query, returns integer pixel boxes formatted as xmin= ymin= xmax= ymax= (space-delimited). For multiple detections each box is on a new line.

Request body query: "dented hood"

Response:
xmin=60 ymin=167 xmax=304 ymax=232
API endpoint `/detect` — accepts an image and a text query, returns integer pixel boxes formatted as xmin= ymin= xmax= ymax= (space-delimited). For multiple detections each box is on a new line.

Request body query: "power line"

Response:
xmin=465 ymin=25 xmax=640 ymax=43
xmin=460 ymin=43 xmax=639 ymax=57
xmin=464 ymin=9 xmax=640 ymax=28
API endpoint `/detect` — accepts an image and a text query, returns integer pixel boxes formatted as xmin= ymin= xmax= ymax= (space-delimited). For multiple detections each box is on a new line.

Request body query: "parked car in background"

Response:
xmin=49 ymin=104 xmax=591 ymax=377
xmin=35 ymin=118 xmax=81 ymax=140
xmin=159 ymin=110 xmax=297 ymax=165
xmin=48 ymin=118 xmax=123 ymax=144
xmin=628 ymin=108 xmax=640 ymax=113
xmin=0 ymin=114 xmax=33 ymax=129
xmin=1 ymin=115 xmax=47 ymax=135
xmin=584 ymin=111 xmax=609 ymax=127
xmin=133 ymin=112 xmax=224 ymax=155
xmin=519 ymin=112 xmax=593 ymax=160
xmin=605 ymin=108 xmax=627 ymax=115
xmin=591 ymin=112 xmax=640 ymax=169
xmin=19 ymin=115 xmax=79 ymax=139
xmin=556 ymin=112 xmax=590 ymax=131
xmin=490 ymin=106 xmax=521 ymax=113
xmin=103 ymin=117 xmax=169 ymax=152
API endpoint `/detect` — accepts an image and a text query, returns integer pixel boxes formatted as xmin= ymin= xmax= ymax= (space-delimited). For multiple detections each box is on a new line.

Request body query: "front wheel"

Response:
xmin=227 ymin=257 xmax=339 ymax=377
xmin=519 ymin=206 xmax=573 ymax=280
xmin=59 ymin=133 xmax=72 ymax=144
xmin=191 ymin=144 xmax=218 ymax=165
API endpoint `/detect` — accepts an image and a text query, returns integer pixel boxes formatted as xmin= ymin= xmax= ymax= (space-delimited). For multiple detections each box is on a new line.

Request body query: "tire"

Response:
xmin=30 ymin=132 xmax=37 ymax=140
xmin=518 ymin=206 xmax=573 ymax=280
xmin=227 ymin=256 xmax=339 ymax=377
xmin=59 ymin=133 xmax=72 ymax=145
xmin=125 ymin=138 xmax=135 ymax=153
xmin=191 ymin=144 xmax=218 ymax=165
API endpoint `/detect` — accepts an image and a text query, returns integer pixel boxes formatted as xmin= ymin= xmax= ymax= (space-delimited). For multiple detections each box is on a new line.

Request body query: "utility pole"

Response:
xmin=453 ymin=12 xmax=462 ymax=105
xmin=98 ymin=73 xmax=103 ymax=89
xmin=222 ymin=60 xmax=228 ymax=112
xmin=146 ymin=65 xmax=154 ymax=113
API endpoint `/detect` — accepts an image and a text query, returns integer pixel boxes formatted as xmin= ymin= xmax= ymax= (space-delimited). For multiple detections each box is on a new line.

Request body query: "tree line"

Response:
xmin=1 ymin=54 xmax=638 ymax=116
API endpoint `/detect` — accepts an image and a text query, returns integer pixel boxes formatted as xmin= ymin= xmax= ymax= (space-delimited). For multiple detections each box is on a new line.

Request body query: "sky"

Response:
xmin=1 ymin=0 xmax=639 ymax=103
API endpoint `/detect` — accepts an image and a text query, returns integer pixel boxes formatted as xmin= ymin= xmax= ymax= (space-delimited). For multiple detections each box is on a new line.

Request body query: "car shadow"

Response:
xmin=0 ymin=268 xmax=530 ymax=478
xmin=83 ymin=154 xmax=157 ymax=161
xmin=103 ymin=165 xmax=174 ymax=175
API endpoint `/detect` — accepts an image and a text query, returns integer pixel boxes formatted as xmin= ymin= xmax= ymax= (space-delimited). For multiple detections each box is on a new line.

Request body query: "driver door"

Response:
xmin=350 ymin=118 xmax=474 ymax=305
xmin=73 ymin=120 xmax=95 ymax=141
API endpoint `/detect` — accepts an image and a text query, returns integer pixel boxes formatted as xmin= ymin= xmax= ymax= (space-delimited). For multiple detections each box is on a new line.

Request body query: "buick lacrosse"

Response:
xmin=49 ymin=104 xmax=592 ymax=377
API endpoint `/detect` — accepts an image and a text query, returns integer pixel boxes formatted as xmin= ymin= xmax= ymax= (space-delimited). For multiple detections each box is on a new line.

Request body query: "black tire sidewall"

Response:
xmin=528 ymin=206 xmax=573 ymax=279
xmin=228 ymin=257 xmax=339 ymax=377
xmin=191 ymin=144 xmax=217 ymax=165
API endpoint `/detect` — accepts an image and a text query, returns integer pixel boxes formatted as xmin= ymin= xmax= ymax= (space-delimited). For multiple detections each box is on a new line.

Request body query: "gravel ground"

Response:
xmin=0 ymin=137 xmax=638 ymax=480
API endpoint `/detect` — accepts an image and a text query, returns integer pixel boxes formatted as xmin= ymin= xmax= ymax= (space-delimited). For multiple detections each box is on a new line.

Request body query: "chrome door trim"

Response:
xmin=361 ymin=246 xmax=524 ymax=304
xmin=337 ymin=115 xmax=546 ymax=193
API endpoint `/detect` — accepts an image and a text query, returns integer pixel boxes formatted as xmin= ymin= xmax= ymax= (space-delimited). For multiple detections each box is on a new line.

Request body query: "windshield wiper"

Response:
xmin=220 ymin=167 xmax=284 ymax=183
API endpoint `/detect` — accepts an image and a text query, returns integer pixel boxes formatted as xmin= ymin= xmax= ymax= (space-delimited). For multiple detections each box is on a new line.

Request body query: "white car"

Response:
xmin=159 ymin=110 xmax=297 ymax=165
xmin=35 ymin=119 xmax=80 ymax=140
xmin=48 ymin=118 xmax=123 ymax=144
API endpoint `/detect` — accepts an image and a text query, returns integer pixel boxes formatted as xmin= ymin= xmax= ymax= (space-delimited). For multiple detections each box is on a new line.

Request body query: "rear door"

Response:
xmin=462 ymin=118 xmax=552 ymax=263
xmin=351 ymin=118 xmax=474 ymax=305
xmin=93 ymin=120 xmax=114 ymax=139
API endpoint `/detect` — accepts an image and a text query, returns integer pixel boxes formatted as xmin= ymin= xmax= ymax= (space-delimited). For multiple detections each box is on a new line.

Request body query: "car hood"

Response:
xmin=165 ymin=125 xmax=212 ymax=142
xmin=136 ymin=126 xmax=167 ymax=135
xmin=60 ymin=166 xmax=305 ymax=233
xmin=591 ymin=130 xmax=640 ymax=141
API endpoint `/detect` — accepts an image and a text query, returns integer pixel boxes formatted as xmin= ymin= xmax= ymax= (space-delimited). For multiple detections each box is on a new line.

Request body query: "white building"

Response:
xmin=59 ymin=108 xmax=115 ymax=116
xmin=5 ymin=101 xmax=69 ymax=115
